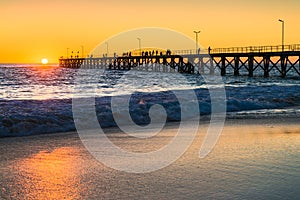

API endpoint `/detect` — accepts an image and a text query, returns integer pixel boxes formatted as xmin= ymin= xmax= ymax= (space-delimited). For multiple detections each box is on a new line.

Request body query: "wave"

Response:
xmin=1 ymin=85 xmax=300 ymax=137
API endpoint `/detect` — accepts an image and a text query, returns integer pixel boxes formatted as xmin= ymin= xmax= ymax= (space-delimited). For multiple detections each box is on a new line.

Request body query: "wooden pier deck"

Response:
xmin=59 ymin=44 xmax=300 ymax=78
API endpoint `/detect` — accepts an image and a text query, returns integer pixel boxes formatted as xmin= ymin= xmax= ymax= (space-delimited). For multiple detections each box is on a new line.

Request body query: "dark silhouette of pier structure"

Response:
xmin=59 ymin=44 xmax=300 ymax=78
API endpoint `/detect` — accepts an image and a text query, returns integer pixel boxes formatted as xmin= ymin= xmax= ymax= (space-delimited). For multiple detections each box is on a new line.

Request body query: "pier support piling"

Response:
xmin=263 ymin=56 xmax=270 ymax=78
xmin=234 ymin=57 xmax=240 ymax=76
xmin=248 ymin=56 xmax=254 ymax=77
xmin=221 ymin=57 xmax=226 ymax=76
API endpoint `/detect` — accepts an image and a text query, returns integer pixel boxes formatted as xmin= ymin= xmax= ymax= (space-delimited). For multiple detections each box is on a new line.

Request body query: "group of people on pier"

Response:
xmin=121 ymin=49 xmax=172 ymax=57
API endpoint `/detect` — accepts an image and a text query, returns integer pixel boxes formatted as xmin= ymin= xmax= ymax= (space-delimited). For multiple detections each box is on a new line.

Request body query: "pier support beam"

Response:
xmin=199 ymin=57 xmax=204 ymax=74
xmin=248 ymin=56 xmax=254 ymax=77
xmin=280 ymin=55 xmax=287 ymax=78
xmin=263 ymin=56 xmax=270 ymax=78
xmin=209 ymin=58 xmax=214 ymax=75
xmin=234 ymin=57 xmax=240 ymax=76
xmin=221 ymin=56 xmax=226 ymax=76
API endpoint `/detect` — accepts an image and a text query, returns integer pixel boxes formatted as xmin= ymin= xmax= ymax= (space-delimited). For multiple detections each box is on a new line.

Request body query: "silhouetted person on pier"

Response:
xmin=156 ymin=50 xmax=158 ymax=56
xmin=166 ymin=49 xmax=171 ymax=56
xmin=197 ymin=48 xmax=200 ymax=54
xmin=145 ymin=51 xmax=148 ymax=56
xmin=129 ymin=52 xmax=132 ymax=57
xmin=142 ymin=51 xmax=144 ymax=56
xmin=208 ymin=46 xmax=211 ymax=54
xmin=160 ymin=52 xmax=163 ymax=56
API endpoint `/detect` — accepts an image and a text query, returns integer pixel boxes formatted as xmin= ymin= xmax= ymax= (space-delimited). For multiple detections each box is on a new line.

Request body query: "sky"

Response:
xmin=1 ymin=0 xmax=300 ymax=63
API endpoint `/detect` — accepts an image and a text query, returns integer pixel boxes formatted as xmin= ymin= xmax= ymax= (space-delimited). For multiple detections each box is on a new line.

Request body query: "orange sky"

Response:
xmin=1 ymin=0 xmax=300 ymax=63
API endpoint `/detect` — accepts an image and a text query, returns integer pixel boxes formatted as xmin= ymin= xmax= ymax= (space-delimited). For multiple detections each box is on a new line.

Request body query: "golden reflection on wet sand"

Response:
xmin=15 ymin=147 xmax=85 ymax=200
xmin=0 ymin=119 xmax=299 ymax=199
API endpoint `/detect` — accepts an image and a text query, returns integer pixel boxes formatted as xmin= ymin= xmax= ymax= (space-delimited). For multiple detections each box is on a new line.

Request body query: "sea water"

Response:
xmin=1 ymin=64 xmax=300 ymax=136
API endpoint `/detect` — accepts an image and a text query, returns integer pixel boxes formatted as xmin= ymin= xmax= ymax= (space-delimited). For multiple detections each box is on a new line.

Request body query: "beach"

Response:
xmin=1 ymin=117 xmax=299 ymax=200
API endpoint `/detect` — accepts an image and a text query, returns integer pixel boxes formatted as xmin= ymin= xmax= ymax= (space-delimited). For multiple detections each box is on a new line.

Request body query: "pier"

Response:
xmin=59 ymin=44 xmax=300 ymax=78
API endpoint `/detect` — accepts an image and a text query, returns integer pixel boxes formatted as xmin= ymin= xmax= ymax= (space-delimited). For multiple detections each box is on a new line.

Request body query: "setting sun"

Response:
xmin=41 ymin=58 xmax=48 ymax=64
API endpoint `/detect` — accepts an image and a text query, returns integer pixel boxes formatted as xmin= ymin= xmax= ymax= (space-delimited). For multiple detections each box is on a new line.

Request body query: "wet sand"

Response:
xmin=0 ymin=118 xmax=300 ymax=199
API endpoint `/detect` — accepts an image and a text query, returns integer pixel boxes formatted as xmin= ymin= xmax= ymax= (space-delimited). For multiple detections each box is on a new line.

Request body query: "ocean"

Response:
xmin=1 ymin=63 xmax=300 ymax=137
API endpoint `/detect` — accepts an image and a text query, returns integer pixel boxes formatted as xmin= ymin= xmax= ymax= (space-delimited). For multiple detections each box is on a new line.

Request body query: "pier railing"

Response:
xmin=173 ymin=49 xmax=200 ymax=55
xmin=210 ymin=44 xmax=300 ymax=54
xmin=60 ymin=44 xmax=300 ymax=60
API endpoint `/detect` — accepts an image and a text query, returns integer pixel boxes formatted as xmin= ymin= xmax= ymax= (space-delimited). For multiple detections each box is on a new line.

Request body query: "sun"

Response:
xmin=41 ymin=58 xmax=48 ymax=64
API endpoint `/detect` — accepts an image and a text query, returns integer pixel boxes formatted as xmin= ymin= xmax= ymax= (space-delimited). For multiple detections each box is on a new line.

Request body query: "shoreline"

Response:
xmin=1 ymin=114 xmax=300 ymax=139
xmin=0 ymin=115 xmax=299 ymax=139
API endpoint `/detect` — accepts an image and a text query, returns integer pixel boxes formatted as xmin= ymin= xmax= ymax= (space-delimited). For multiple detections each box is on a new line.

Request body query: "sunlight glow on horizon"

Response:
xmin=41 ymin=58 xmax=48 ymax=65
xmin=1 ymin=0 xmax=300 ymax=63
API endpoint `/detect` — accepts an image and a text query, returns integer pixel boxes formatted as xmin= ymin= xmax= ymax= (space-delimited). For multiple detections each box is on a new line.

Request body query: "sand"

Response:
xmin=0 ymin=118 xmax=300 ymax=200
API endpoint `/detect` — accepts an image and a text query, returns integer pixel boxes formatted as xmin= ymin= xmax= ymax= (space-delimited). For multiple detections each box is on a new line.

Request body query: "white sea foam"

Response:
xmin=1 ymin=85 xmax=300 ymax=137
xmin=1 ymin=65 xmax=300 ymax=136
